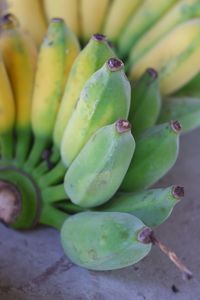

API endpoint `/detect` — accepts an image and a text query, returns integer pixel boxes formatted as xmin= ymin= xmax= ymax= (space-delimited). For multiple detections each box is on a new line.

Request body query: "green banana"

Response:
xmin=175 ymin=72 xmax=200 ymax=97
xmin=118 ymin=0 xmax=177 ymax=58
xmin=121 ymin=121 xmax=181 ymax=192
xmin=158 ymin=96 xmax=200 ymax=133
xmin=98 ymin=186 xmax=184 ymax=227
xmin=53 ymin=33 xmax=116 ymax=150
xmin=64 ymin=120 xmax=135 ymax=208
xmin=129 ymin=0 xmax=200 ymax=66
xmin=26 ymin=18 xmax=80 ymax=169
xmin=61 ymin=211 xmax=152 ymax=270
xmin=61 ymin=57 xmax=131 ymax=167
xmin=129 ymin=68 xmax=161 ymax=137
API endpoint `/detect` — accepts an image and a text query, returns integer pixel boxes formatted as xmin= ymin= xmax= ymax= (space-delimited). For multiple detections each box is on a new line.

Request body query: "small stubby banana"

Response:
xmin=64 ymin=120 xmax=135 ymax=208
xmin=0 ymin=14 xmax=37 ymax=163
xmin=98 ymin=186 xmax=184 ymax=228
xmin=130 ymin=19 xmax=200 ymax=95
xmin=6 ymin=0 xmax=47 ymax=46
xmin=129 ymin=68 xmax=161 ymax=138
xmin=158 ymin=96 xmax=200 ymax=134
xmin=61 ymin=212 xmax=151 ymax=270
xmin=61 ymin=58 xmax=131 ymax=167
xmin=118 ymin=0 xmax=177 ymax=58
xmin=27 ymin=18 xmax=80 ymax=169
xmin=43 ymin=0 xmax=80 ymax=37
xmin=0 ymin=53 xmax=15 ymax=160
xmin=80 ymin=0 xmax=110 ymax=42
xmin=121 ymin=121 xmax=181 ymax=192
xmin=129 ymin=0 xmax=200 ymax=65
xmin=103 ymin=0 xmax=141 ymax=42
xmin=53 ymin=33 xmax=115 ymax=150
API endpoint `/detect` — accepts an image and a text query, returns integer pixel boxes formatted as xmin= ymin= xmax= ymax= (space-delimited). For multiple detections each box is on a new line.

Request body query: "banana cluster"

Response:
xmin=0 ymin=14 xmax=191 ymax=275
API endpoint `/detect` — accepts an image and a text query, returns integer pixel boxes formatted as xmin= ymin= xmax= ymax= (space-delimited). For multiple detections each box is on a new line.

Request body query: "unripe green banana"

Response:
xmin=118 ymin=0 xmax=177 ymax=58
xmin=61 ymin=211 xmax=151 ymax=270
xmin=121 ymin=121 xmax=181 ymax=192
xmin=53 ymin=33 xmax=116 ymax=150
xmin=64 ymin=120 xmax=135 ymax=208
xmin=27 ymin=18 xmax=80 ymax=169
xmin=61 ymin=58 xmax=131 ymax=167
xmin=175 ymin=72 xmax=200 ymax=98
xmin=98 ymin=185 xmax=184 ymax=227
xmin=158 ymin=96 xmax=200 ymax=133
xmin=129 ymin=68 xmax=161 ymax=138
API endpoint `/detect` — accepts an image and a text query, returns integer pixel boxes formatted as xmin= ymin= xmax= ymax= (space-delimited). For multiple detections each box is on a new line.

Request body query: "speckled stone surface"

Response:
xmin=1 ymin=128 xmax=200 ymax=300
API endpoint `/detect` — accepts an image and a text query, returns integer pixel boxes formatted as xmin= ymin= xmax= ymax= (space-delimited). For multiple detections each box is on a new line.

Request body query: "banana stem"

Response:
xmin=38 ymin=160 xmax=66 ymax=188
xmin=42 ymin=184 xmax=68 ymax=204
xmin=15 ymin=127 xmax=32 ymax=165
xmin=40 ymin=203 xmax=68 ymax=230
xmin=56 ymin=201 xmax=85 ymax=213
xmin=25 ymin=136 xmax=48 ymax=170
xmin=0 ymin=130 xmax=14 ymax=160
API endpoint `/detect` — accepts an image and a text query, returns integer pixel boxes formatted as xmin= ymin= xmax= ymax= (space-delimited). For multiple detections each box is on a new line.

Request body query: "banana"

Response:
xmin=129 ymin=0 xmax=200 ymax=65
xmin=61 ymin=58 xmax=131 ymax=167
xmin=118 ymin=0 xmax=177 ymax=58
xmin=99 ymin=186 xmax=184 ymax=228
xmin=80 ymin=0 xmax=110 ymax=42
xmin=0 ymin=14 xmax=37 ymax=163
xmin=129 ymin=68 xmax=161 ymax=137
xmin=61 ymin=211 xmax=151 ymax=270
xmin=27 ymin=18 xmax=80 ymax=169
xmin=53 ymin=33 xmax=115 ymax=150
xmin=158 ymin=96 xmax=200 ymax=133
xmin=121 ymin=121 xmax=181 ymax=192
xmin=64 ymin=120 xmax=135 ymax=208
xmin=103 ymin=0 xmax=141 ymax=42
xmin=130 ymin=19 xmax=200 ymax=95
xmin=43 ymin=0 xmax=80 ymax=37
xmin=0 ymin=52 xmax=15 ymax=160
xmin=175 ymin=72 xmax=200 ymax=97
xmin=6 ymin=0 xmax=47 ymax=46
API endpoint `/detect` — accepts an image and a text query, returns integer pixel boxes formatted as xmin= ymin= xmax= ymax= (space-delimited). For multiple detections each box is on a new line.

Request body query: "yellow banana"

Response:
xmin=6 ymin=0 xmax=47 ymax=45
xmin=27 ymin=18 xmax=80 ymax=169
xmin=103 ymin=0 xmax=141 ymax=42
xmin=118 ymin=0 xmax=177 ymax=58
xmin=43 ymin=0 xmax=80 ymax=37
xmin=130 ymin=19 xmax=200 ymax=95
xmin=0 ymin=52 xmax=15 ymax=160
xmin=130 ymin=0 xmax=200 ymax=64
xmin=80 ymin=0 xmax=110 ymax=41
xmin=0 ymin=14 xmax=37 ymax=162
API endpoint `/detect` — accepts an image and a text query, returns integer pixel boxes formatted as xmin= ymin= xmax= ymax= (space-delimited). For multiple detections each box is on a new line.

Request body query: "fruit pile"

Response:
xmin=0 ymin=13 xmax=193 ymax=277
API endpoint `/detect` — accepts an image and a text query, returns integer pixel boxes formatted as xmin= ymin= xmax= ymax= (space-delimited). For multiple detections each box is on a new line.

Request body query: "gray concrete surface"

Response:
xmin=0 ymin=128 xmax=200 ymax=300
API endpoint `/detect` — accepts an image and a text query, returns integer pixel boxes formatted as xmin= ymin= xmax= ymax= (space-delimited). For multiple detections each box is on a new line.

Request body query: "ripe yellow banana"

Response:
xmin=0 ymin=14 xmax=37 ymax=162
xmin=6 ymin=0 xmax=47 ymax=45
xmin=43 ymin=0 xmax=80 ymax=37
xmin=130 ymin=19 xmax=200 ymax=95
xmin=130 ymin=0 xmax=200 ymax=65
xmin=0 ymin=53 xmax=15 ymax=160
xmin=80 ymin=0 xmax=110 ymax=42
xmin=118 ymin=0 xmax=177 ymax=58
xmin=103 ymin=0 xmax=141 ymax=42
xmin=28 ymin=18 xmax=80 ymax=169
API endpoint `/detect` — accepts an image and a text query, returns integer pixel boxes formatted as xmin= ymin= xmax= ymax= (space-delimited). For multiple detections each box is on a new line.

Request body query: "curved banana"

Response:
xmin=28 ymin=18 xmax=80 ymax=169
xmin=53 ymin=33 xmax=115 ymax=150
xmin=0 ymin=14 xmax=37 ymax=162
xmin=0 ymin=53 xmax=15 ymax=160
xmin=64 ymin=120 xmax=135 ymax=208
xmin=130 ymin=19 xmax=200 ymax=95
xmin=43 ymin=0 xmax=80 ymax=37
xmin=6 ymin=0 xmax=47 ymax=45
xmin=61 ymin=58 xmax=131 ymax=167
xmin=103 ymin=0 xmax=141 ymax=42
xmin=80 ymin=0 xmax=110 ymax=42
xmin=130 ymin=0 xmax=200 ymax=65
xmin=118 ymin=0 xmax=177 ymax=58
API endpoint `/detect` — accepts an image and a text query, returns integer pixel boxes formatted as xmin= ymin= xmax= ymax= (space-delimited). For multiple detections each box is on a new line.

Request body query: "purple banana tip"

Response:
xmin=107 ymin=58 xmax=124 ymax=72
xmin=92 ymin=33 xmax=107 ymax=41
xmin=115 ymin=119 xmax=132 ymax=133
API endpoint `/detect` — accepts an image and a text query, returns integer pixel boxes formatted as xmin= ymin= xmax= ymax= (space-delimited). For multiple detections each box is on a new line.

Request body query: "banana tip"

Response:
xmin=115 ymin=119 xmax=131 ymax=133
xmin=147 ymin=68 xmax=158 ymax=79
xmin=137 ymin=227 xmax=153 ymax=244
xmin=172 ymin=186 xmax=184 ymax=200
xmin=0 ymin=13 xmax=19 ymax=29
xmin=170 ymin=120 xmax=182 ymax=133
xmin=51 ymin=17 xmax=64 ymax=23
xmin=92 ymin=33 xmax=107 ymax=42
xmin=107 ymin=58 xmax=124 ymax=72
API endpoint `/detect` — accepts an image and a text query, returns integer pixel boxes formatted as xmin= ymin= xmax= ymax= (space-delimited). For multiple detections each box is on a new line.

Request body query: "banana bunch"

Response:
xmin=0 ymin=14 xmax=192 ymax=277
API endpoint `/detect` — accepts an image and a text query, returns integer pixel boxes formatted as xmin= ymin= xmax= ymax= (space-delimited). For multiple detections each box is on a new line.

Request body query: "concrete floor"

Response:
xmin=0 ymin=128 xmax=200 ymax=300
